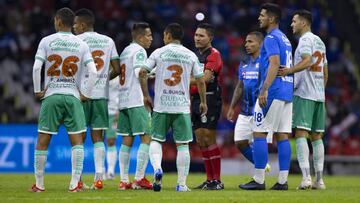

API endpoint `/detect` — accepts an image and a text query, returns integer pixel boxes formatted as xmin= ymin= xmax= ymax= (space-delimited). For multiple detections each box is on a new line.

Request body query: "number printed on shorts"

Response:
xmin=309 ymin=51 xmax=325 ymax=72
xmin=91 ymin=50 xmax=105 ymax=71
xmin=119 ymin=64 xmax=126 ymax=86
xmin=164 ymin=65 xmax=183 ymax=86
xmin=254 ymin=112 xmax=263 ymax=123
xmin=47 ymin=54 xmax=79 ymax=77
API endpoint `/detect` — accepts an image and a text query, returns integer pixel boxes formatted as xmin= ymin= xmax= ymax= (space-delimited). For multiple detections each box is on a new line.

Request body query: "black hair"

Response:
xmin=55 ymin=7 xmax=75 ymax=27
xmin=197 ymin=23 xmax=215 ymax=38
xmin=164 ymin=23 xmax=184 ymax=40
xmin=75 ymin=8 xmax=95 ymax=27
xmin=261 ymin=3 xmax=281 ymax=23
xmin=132 ymin=22 xmax=150 ymax=37
xmin=293 ymin=9 xmax=312 ymax=25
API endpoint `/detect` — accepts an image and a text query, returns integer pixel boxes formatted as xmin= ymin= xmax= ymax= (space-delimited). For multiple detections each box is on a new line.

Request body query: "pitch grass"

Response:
xmin=1 ymin=174 xmax=359 ymax=203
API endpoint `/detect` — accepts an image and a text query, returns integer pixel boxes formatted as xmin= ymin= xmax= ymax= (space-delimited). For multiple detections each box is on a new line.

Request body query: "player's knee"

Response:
xmin=295 ymin=129 xmax=309 ymax=138
xmin=310 ymin=133 xmax=323 ymax=141
xmin=107 ymin=138 xmax=116 ymax=146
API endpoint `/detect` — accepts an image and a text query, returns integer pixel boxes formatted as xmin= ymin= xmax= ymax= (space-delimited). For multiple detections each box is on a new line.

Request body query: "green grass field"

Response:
xmin=1 ymin=173 xmax=359 ymax=203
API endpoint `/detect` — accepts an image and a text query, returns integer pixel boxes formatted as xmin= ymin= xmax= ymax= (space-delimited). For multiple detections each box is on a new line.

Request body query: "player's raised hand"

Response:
xmin=144 ymin=96 xmax=153 ymax=112
xmin=199 ymin=102 xmax=208 ymax=116
xmin=258 ymin=89 xmax=268 ymax=108
xmin=227 ymin=108 xmax=235 ymax=122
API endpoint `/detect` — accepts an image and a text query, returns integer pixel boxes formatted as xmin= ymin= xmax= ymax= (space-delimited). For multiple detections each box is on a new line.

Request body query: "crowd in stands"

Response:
xmin=1 ymin=0 xmax=359 ymax=156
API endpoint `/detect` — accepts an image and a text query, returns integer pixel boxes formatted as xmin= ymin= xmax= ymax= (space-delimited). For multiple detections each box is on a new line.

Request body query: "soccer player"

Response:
xmin=142 ymin=23 xmax=207 ymax=192
xmin=29 ymin=7 xmax=97 ymax=192
xmin=73 ymin=8 xmax=121 ymax=189
xmin=279 ymin=9 xmax=328 ymax=190
xmin=227 ymin=31 xmax=272 ymax=170
xmin=116 ymin=22 xmax=153 ymax=190
xmin=191 ymin=23 xmax=223 ymax=190
xmin=240 ymin=3 xmax=293 ymax=190
xmin=104 ymin=76 xmax=120 ymax=180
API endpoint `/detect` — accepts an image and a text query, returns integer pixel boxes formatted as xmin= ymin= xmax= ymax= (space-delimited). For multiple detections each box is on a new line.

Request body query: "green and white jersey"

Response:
xmin=108 ymin=76 xmax=120 ymax=115
xmin=78 ymin=32 xmax=119 ymax=99
xmin=294 ymin=32 xmax=327 ymax=102
xmin=34 ymin=32 xmax=94 ymax=99
xmin=145 ymin=43 xmax=204 ymax=114
xmin=118 ymin=42 xmax=147 ymax=109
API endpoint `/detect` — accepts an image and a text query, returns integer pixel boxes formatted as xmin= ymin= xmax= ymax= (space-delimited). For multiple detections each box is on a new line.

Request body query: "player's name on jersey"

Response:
xmin=48 ymin=83 xmax=76 ymax=89
xmin=159 ymin=49 xmax=192 ymax=64
xmin=242 ymin=71 xmax=258 ymax=79
xmin=82 ymin=37 xmax=110 ymax=49
xmin=49 ymin=39 xmax=81 ymax=52
xmin=162 ymin=89 xmax=185 ymax=95
xmin=49 ymin=78 xmax=75 ymax=83
xmin=160 ymin=94 xmax=188 ymax=107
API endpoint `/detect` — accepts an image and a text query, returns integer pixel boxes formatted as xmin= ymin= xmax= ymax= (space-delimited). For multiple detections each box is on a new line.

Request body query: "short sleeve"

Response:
xmin=205 ymin=50 xmax=222 ymax=73
xmin=82 ymin=43 xmax=94 ymax=66
xmin=35 ymin=39 xmax=46 ymax=62
xmin=323 ymin=52 xmax=328 ymax=66
xmin=192 ymin=56 xmax=204 ymax=78
xmin=264 ymin=35 xmax=280 ymax=57
xmin=110 ymin=40 xmax=120 ymax=60
xmin=144 ymin=49 xmax=157 ymax=71
xmin=133 ymin=48 xmax=147 ymax=69
xmin=298 ymin=37 xmax=312 ymax=57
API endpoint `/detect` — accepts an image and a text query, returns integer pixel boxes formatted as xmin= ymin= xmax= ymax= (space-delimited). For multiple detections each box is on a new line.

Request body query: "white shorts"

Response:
xmin=253 ymin=99 xmax=292 ymax=134
xmin=234 ymin=114 xmax=273 ymax=143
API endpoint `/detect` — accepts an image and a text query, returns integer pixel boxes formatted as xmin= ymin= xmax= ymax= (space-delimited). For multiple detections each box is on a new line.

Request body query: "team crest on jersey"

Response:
xmin=136 ymin=52 xmax=145 ymax=61
xmin=256 ymin=63 xmax=259 ymax=68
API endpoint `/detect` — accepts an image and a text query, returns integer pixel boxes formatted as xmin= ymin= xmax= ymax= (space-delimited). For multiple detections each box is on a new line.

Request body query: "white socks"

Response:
xmin=312 ymin=139 xmax=325 ymax=181
xmin=70 ymin=145 xmax=84 ymax=189
xmin=119 ymin=144 xmax=130 ymax=182
xmin=34 ymin=150 xmax=48 ymax=190
xmin=93 ymin=142 xmax=105 ymax=181
xmin=296 ymin=137 xmax=311 ymax=179
xmin=254 ymin=168 xmax=265 ymax=184
xmin=135 ymin=143 xmax=150 ymax=180
xmin=149 ymin=141 xmax=163 ymax=171
xmin=176 ymin=145 xmax=190 ymax=186
xmin=106 ymin=146 xmax=117 ymax=175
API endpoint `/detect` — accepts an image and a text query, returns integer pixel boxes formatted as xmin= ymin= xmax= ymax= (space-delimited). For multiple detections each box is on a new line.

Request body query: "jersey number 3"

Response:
xmin=47 ymin=54 xmax=79 ymax=77
xmin=164 ymin=65 xmax=183 ymax=86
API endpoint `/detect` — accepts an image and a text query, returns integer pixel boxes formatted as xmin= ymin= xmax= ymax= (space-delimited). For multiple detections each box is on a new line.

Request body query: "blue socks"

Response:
xmin=240 ymin=145 xmax=254 ymax=164
xmin=253 ymin=137 xmax=268 ymax=169
xmin=278 ymin=139 xmax=291 ymax=171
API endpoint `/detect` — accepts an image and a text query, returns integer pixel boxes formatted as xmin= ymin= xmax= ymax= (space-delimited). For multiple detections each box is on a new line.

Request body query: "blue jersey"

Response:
xmin=238 ymin=56 xmax=260 ymax=116
xmin=259 ymin=28 xmax=293 ymax=102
